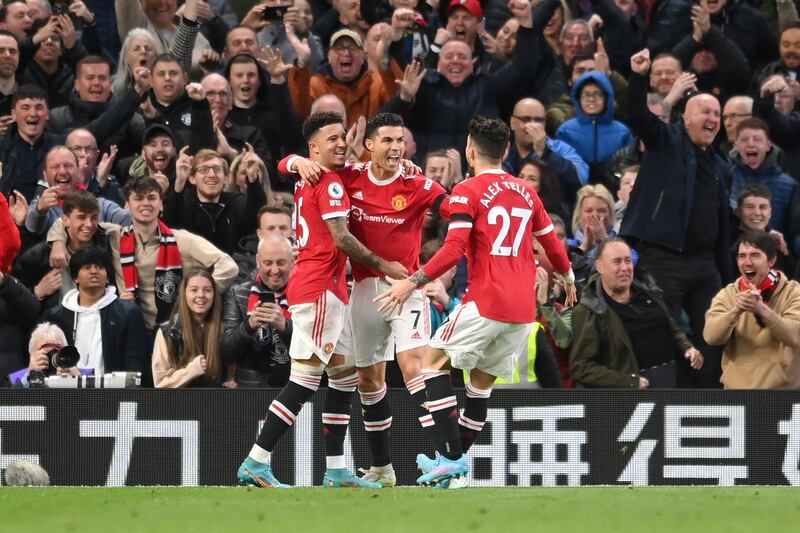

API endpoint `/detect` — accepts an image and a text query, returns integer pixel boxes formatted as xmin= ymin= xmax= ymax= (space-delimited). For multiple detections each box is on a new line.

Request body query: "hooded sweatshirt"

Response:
xmin=555 ymin=72 xmax=634 ymax=165
xmin=728 ymin=148 xmax=797 ymax=232
xmin=61 ymin=287 xmax=118 ymax=374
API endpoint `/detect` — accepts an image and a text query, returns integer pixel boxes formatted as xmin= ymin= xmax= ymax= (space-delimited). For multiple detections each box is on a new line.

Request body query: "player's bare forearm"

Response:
xmin=324 ymin=217 xmax=382 ymax=270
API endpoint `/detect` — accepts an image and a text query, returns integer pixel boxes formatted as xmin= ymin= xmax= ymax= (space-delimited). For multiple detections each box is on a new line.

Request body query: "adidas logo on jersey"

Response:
xmin=352 ymin=191 xmax=364 ymax=200
xmin=411 ymin=331 xmax=422 ymax=340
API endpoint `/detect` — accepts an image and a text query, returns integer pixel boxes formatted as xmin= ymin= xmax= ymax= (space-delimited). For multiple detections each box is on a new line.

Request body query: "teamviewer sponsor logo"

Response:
xmin=350 ymin=206 xmax=405 ymax=224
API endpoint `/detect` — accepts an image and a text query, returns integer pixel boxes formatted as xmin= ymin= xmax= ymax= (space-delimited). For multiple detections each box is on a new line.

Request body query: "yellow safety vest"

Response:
xmin=463 ymin=322 xmax=541 ymax=386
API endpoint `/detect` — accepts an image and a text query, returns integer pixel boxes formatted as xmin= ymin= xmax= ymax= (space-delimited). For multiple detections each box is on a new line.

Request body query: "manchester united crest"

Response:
xmin=391 ymin=194 xmax=407 ymax=211
xmin=324 ymin=342 xmax=335 ymax=354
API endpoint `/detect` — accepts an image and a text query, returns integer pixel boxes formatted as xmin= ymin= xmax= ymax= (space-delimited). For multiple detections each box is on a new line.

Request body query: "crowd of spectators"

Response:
xmin=1 ymin=0 xmax=800 ymax=390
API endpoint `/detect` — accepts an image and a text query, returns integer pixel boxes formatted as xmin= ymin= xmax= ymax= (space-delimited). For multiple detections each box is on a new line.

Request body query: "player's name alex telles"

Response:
xmin=479 ymin=180 xmax=536 ymax=208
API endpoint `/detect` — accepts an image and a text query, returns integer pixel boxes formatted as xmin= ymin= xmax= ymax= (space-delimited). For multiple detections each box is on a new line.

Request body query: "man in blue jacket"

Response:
xmin=620 ymin=48 xmax=732 ymax=388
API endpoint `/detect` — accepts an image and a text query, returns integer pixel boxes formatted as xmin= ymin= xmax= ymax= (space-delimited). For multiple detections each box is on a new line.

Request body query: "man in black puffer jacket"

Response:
xmin=221 ymin=234 xmax=293 ymax=388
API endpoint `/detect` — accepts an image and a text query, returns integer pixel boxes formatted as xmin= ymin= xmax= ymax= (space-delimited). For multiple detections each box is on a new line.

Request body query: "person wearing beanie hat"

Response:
xmin=289 ymin=26 xmax=400 ymax=127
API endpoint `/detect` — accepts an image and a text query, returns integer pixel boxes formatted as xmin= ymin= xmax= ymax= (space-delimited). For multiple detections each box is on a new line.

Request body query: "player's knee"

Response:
xmin=396 ymin=348 xmax=424 ymax=380
xmin=291 ymin=360 xmax=325 ymax=376
xmin=468 ymin=368 xmax=496 ymax=390
xmin=356 ymin=366 xmax=385 ymax=392
xmin=289 ymin=360 xmax=326 ymax=392
xmin=326 ymin=363 xmax=355 ymax=381
xmin=422 ymin=347 xmax=450 ymax=370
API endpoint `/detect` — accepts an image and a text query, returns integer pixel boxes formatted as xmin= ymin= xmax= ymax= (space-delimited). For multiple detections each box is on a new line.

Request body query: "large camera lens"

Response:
xmin=49 ymin=346 xmax=80 ymax=369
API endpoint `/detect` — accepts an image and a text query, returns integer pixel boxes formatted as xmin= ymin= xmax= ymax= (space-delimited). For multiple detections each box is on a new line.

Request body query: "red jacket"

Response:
xmin=0 ymin=194 xmax=20 ymax=273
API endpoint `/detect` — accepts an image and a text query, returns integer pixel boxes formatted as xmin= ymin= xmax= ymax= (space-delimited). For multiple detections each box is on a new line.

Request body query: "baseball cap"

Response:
xmin=329 ymin=28 xmax=363 ymax=49
xmin=142 ymin=123 xmax=175 ymax=146
xmin=447 ymin=0 xmax=483 ymax=20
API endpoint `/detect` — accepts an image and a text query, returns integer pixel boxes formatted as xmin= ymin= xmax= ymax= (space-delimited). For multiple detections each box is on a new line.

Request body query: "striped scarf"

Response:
xmin=120 ymin=220 xmax=183 ymax=327
xmin=246 ymin=274 xmax=290 ymax=317
xmin=738 ymin=269 xmax=780 ymax=304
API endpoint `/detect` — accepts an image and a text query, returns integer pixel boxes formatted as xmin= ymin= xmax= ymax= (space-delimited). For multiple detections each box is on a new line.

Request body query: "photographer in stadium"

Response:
xmin=13 ymin=322 xmax=69 ymax=388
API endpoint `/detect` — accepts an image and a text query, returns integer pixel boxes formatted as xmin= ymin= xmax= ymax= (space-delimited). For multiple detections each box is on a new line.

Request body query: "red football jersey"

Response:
xmin=336 ymin=162 xmax=447 ymax=281
xmin=287 ymin=173 xmax=351 ymax=305
xmin=423 ymin=169 xmax=570 ymax=323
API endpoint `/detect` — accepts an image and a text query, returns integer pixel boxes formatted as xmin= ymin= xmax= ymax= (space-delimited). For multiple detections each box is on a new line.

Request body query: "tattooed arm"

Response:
xmin=324 ymin=217 xmax=408 ymax=279
xmin=408 ymin=270 xmax=433 ymax=285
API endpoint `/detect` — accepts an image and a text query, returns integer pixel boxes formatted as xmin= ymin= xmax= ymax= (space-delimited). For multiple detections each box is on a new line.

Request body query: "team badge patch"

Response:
xmin=328 ymin=182 xmax=344 ymax=199
xmin=181 ymin=112 xmax=192 ymax=126
xmin=324 ymin=342 xmax=335 ymax=354
xmin=155 ymin=271 xmax=180 ymax=303
xmin=391 ymin=194 xmax=407 ymax=210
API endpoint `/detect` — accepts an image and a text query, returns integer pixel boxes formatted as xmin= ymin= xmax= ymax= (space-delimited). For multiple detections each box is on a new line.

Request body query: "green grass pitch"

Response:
xmin=2 ymin=486 xmax=799 ymax=532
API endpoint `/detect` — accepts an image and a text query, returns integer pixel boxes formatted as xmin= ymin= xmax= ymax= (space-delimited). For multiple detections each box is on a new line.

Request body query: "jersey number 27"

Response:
xmin=488 ymin=206 xmax=532 ymax=257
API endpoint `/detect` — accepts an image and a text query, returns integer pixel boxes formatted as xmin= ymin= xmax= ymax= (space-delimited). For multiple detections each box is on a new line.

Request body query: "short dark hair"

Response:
xmin=737 ymin=183 xmax=772 ymax=208
xmin=467 ymin=116 xmax=510 ymax=161
xmin=226 ymin=25 xmax=257 ymax=41
xmin=123 ymin=176 xmax=164 ymax=201
xmin=302 ymin=111 xmax=344 ymax=141
xmin=152 ymin=53 xmax=182 ymax=71
xmin=62 ymin=190 xmax=99 ymax=216
xmin=257 ymin=204 xmax=292 ymax=223
xmin=568 ymin=50 xmax=595 ymax=79
xmin=229 ymin=53 xmax=258 ymax=68
xmin=76 ymin=55 xmax=111 ymax=78
xmin=736 ymin=230 xmax=777 ymax=260
xmin=364 ymin=112 xmax=404 ymax=141
xmin=736 ymin=117 xmax=770 ymax=138
xmin=652 ymin=53 xmax=682 ymax=68
xmin=0 ymin=29 xmax=18 ymax=44
xmin=12 ymin=84 xmax=48 ymax=107
xmin=0 ymin=0 xmax=26 ymax=23
xmin=595 ymin=236 xmax=631 ymax=260
xmin=781 ymin=21 xmax=800 ymax=38
xmin=69 ymin=245 xmax=112 ymax=284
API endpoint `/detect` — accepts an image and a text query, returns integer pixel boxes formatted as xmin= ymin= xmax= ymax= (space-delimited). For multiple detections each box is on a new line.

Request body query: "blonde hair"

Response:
xmin=191 ymin=149 xmax=229 ymax=176
xmin=227 ymin=151 xmax=273 ymax=204
xmin=166 ymin=269 xmax=223 ymax=384
xmin=571 ymin=183 xmax=616 ymax=235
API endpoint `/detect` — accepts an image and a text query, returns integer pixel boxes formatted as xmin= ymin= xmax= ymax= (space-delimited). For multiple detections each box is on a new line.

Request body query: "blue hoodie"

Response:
xmin=728 ymin=148 xmax=797 ymax=232
xmin=555 ymin=72 xmax=634 ymax=165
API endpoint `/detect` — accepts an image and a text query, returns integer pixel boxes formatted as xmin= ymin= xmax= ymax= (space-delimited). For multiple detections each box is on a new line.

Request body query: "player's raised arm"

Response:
xmin=324 ymin=216 xmax=408 ymax=280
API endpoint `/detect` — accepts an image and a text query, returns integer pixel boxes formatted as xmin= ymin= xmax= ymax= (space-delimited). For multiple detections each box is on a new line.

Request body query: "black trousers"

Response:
xmin=636 ymin=245 xmax=723 ymax=388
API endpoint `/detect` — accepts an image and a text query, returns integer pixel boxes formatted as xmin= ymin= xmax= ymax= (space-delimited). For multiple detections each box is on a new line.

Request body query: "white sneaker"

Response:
xmin=358 ymin=465 xmax=397 ymax=487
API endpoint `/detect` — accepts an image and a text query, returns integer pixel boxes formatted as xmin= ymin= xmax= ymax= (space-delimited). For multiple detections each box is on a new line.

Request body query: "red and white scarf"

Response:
xmin=738 ymin=269 xmax=780 ymax=304
xmin=246 ymin=274 xmax=290 ymax=318
xmin=120 ymin=219 xmax=182 ymax=327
